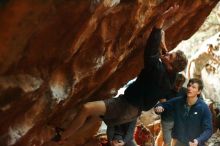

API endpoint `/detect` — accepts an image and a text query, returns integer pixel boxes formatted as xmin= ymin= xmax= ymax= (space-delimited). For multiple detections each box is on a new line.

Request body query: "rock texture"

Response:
xmin=0 ymin=0 xmax=219 ymax=146
xmin=175 ymin=2 xmax=220 ymax=104
xmin=187 ymin=32 xmax=220 ymax=103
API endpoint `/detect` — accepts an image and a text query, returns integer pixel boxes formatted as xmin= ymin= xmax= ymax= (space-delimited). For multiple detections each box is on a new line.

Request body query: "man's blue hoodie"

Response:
xmin=156 ymin=96 xmax=213 ymax=146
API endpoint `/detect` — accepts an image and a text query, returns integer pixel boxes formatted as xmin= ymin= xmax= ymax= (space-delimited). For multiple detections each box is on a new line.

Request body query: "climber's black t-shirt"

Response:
xmin=124 ymin=28 xmax=176 ymax=111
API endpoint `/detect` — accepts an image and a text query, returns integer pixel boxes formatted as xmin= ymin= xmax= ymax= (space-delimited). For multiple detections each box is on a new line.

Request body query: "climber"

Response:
xmin=51 ymin=4 xmax=188 ymax=144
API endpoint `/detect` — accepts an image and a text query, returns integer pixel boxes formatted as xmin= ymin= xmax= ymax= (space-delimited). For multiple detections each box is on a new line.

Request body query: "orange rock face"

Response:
xmin=0 ymin=0 xmax=219 ymax=146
